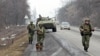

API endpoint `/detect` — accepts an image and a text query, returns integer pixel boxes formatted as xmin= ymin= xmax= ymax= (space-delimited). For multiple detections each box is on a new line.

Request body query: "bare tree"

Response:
xmin=0 ymin=0 xmax=29 ymax=29
xmin=57 ymin=0 xmax=100 ymax=27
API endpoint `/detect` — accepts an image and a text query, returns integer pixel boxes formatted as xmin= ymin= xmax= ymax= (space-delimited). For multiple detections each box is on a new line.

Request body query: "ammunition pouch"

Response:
xmin=80 ymin=31 xmax=92 ymax=37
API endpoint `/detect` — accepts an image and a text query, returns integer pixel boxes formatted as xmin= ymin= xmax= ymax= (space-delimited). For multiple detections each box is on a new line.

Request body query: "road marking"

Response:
xmin=51 ymin=48 xmax=62 ymax=56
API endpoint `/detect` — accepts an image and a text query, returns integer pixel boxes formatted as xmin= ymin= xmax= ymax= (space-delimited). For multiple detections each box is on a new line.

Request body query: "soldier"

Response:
xmin=27 ymin=21 xmax=35 ymax=44
xmin=37 ymin=24 xmax=45 ymax=51
xmin=36 ymin=15 xmax=42 ymax=26
xmin=80 ymin=18 xmax=94 ymax=52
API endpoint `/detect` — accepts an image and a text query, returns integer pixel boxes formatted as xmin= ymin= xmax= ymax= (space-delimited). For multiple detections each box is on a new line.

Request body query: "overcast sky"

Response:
xmin=28 ymin=0 xmax=70 ymax=18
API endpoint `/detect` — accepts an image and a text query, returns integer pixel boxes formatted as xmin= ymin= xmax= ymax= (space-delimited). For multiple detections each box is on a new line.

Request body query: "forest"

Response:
xmin=57 ymin=0 xmax=100 ymax=27
xmin=0 ymin=0 xmax=29 ymax=29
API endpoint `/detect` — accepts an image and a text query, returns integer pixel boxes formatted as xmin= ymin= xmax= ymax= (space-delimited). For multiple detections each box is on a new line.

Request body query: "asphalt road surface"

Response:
xmin=24 ymin=31 xmax=70 ymax=56
xmin=24 ymin=26 xmax=100 ymax=56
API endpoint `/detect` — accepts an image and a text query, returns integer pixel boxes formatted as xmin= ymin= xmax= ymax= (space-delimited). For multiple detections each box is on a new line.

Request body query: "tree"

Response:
xmin=57 ymin=0 xmax=100 ymax=27
xmin=0 ymin=0 xmax=30 ymax=29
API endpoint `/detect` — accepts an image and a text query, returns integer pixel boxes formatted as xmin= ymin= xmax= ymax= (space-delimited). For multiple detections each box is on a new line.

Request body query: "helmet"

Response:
xmin=39 ymin=14 xmax=42 ymax=18
xmin=83 ymin=18 xmax=90 ymax=22
xmin=30 ymin=21 xmax=33 ymax=24
xmin=39 ymin=24 xmax=43 ymax=27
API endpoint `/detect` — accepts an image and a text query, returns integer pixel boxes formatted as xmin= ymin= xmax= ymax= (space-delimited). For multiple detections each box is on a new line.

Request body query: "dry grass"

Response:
xmin=0 ymin=32 xmax=28 ymax=56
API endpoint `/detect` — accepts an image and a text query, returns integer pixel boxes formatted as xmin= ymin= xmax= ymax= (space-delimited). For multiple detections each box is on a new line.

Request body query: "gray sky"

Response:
xmin=28 ymin=0 xmax=70 ymax=18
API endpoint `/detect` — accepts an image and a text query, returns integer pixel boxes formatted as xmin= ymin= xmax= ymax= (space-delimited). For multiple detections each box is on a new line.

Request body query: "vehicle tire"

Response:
xmin=68 ymin=28 xmax=70 ymax=30
xmin=53 ymin=28 xmax=57 ymax=32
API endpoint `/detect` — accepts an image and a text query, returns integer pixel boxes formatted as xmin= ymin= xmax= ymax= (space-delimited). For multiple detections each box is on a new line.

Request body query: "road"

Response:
xmin=24 ymin=26 xmax=100 ymax=56
xmin=24 ymin=31 xmax=70 ymax=56
xmin=68 ymin=26 xmax=100 ymax=56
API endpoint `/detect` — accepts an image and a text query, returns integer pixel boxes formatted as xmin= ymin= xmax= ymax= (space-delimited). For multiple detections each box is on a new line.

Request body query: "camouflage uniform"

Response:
xmin=37 ymin=24 xmax=45 ymax=46
xmin=27 ymin=22 xmax=35 ymax=44
xmin=80 ymin=18 xmax=94 ymax=52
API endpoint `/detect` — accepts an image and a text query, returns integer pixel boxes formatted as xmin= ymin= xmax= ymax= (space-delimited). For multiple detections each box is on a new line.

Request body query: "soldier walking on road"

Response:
xmin=36 ymin=24 xmax=45 ymax=51
xmin=27 ymin=21 xmax=35 ymax=44
xmin=80 ymin=18 xmax=94 ymax=52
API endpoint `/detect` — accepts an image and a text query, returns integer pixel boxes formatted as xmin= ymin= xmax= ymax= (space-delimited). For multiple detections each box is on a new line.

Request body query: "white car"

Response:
xmin=60 ymin=22 xmax=70 ymax=30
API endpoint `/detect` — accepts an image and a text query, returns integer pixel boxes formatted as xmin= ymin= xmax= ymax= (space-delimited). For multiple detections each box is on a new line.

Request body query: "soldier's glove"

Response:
xmin=80 ymin=29 xmax=84 ymax=32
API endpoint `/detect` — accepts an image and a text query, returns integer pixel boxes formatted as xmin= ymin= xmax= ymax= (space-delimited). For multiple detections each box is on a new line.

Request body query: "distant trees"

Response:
xmin=0 ymin=0 xmax=29 ymax=29
xmin=57 ymin=0 xmax=100 ymax=27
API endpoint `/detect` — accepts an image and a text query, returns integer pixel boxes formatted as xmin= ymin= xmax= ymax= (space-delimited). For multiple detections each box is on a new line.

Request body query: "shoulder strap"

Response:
xmin=89 ymin=24 xmax=92 ymax=31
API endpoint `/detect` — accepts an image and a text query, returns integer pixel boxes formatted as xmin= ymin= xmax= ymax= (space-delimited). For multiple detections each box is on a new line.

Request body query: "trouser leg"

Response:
xmin=82 ymin=35 xmax=91 ymax=52
xmin=29 ymin=33 xmax=34 ymax=44
xmin=37 ymin=36 xmax=41 ymax=43
xmin=28 ymin=34 xmax=31 ymax=44
xmin=82 ymin=35 xmax=87 ymax=51
xmin=85 ymin=35 xmax=90 ymax=50
xmin=37 ymin=35 xmax=44 ymax=45
xmin=82 ymin=36 xmax=85 ymax=47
